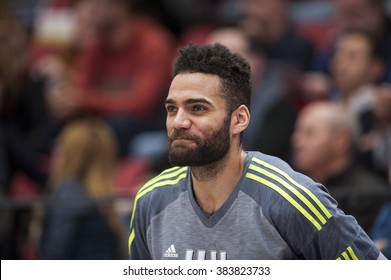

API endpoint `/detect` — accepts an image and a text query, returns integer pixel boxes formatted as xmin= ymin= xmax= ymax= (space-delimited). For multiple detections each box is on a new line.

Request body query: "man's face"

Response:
xmin=331 ymin=34 xmax=375 ymax=94
xmin=291 ymin=106 xmax=336 ymax=174
xmin=165 ymin=73 xmax=232 ymax=167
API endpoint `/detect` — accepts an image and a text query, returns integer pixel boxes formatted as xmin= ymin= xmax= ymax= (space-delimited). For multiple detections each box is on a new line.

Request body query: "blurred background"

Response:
xmin=1 ymin=0 xmax=391 ymax=259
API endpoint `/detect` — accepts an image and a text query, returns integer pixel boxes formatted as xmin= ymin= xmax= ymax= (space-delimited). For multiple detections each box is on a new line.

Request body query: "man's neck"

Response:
xmin=191 ymin=149 xmax=247 ymax=215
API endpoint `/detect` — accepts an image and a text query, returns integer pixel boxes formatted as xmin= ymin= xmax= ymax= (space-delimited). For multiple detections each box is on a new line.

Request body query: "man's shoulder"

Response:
xmin=246 ymin=151 xmax=329 ymax=197
xmin=134 ymin=166 xmax=189 ymax=202
xmin=244 ymin=151 xmax=312 ymax=200
xmin=244 ymin=151 xmax=334 ymax=231
xmin=246 ymin=151 xmax=304 ymax=181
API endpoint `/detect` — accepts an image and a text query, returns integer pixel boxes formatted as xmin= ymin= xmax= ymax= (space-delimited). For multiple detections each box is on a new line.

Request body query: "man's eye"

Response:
xmin=166 ymin=106 xmax=177 ymax=112
xmin=192 ymin=105 xmax=206 ymax=112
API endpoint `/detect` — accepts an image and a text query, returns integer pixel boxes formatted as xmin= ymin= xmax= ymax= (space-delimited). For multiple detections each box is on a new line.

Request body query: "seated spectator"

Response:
xmin=303 ymin=0 xmax=391 ymax=135
xmin=0 ymin=2 xmax=56 ymax=180
xmin=292 ymin=101 xmax=389 ymax=233
xmin=46 ymin=0 xmax=176 ymax=156
xmin=313 ymin=0 xmax=391 ymax=84
xmin=329 ymin=29 xmax=390 ymax=179
xmin=0 ymin=7 xmax=51 ymax=259
xmin=40 ymin=117 xmax=126 ymax=259
xmin=1 ymin=66 xmax=48 ymax=193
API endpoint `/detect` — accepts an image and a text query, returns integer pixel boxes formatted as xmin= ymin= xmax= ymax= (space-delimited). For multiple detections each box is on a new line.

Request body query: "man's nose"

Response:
xmin=171 ymin=109 xmax=191 ymax=129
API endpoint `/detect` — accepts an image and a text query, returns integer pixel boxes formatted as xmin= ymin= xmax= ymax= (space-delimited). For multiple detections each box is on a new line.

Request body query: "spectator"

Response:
xmin=303 ymin=0 xmax=391 ymax=122
xmin=329 ymin=29 xmax=390 ymax=179
xmin=40 ymin=117 xmax=126 ymax=259
xmin=46 ymin=0 xmax=176 ymax=156
xmin=239 ymin=0 xmax=315 ymax=71
xmin=0 ymin=3 xmax=56 ymax=259
xmin=0 ymin=1 xmax=55 ymax=181
xmin=292 ymin=101 xmax=389 ymax=233
xmin=330 ymin=30 xmax=385 ymax=109
xmin=314 ymin=0 xmax=391 ymax=84
xmin=0 ymin=45 xmax=51 ymax=183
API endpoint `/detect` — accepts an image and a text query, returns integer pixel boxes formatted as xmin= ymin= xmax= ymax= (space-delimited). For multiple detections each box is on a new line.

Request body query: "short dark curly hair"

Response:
xmin=173 ymin=43 xmax=251 ymax=114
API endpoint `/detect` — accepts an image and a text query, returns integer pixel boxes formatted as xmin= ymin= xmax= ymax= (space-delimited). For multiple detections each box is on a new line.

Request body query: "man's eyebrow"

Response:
xmin=165 ymin=98 xmax=214 ymax=106
xmin=184 ymin=98 xmax=213 ymax=106
xmin=165 ymin=98 xmax=175 ymax=105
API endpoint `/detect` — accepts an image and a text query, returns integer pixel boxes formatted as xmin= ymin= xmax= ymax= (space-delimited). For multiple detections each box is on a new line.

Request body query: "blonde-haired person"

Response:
xmin=40 ymin=117 xmax=126 ymax=259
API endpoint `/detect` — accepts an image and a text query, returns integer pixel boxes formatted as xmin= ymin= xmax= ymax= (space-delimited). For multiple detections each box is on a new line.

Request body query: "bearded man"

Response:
xmin=128 ymin=43 xmax=386 ymax=260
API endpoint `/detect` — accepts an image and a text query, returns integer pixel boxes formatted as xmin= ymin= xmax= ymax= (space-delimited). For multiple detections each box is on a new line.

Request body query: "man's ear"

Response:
xmin=231 ymin=105 xmax=250 ymax=135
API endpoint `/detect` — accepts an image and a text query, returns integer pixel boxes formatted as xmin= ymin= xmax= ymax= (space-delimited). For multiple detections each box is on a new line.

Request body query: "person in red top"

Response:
xmin=47 ymin=0 xmax=175 ymax=156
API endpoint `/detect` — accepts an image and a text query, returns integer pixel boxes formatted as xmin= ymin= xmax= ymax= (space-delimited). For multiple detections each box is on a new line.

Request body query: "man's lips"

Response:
xmin=169 ymin=135 xmax=198 ymax=146
xmin=171 ymin=138 xmax=195 ymax=143
xmin=169 ymin=132 xmax=197 ymax=141
xmin=173 ymin=137 xmax=193 ymax=140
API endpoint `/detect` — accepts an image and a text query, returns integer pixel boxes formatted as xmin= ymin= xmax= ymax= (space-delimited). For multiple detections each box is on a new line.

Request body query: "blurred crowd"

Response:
xmin=1 ymin=0 xmax=391 ymax=259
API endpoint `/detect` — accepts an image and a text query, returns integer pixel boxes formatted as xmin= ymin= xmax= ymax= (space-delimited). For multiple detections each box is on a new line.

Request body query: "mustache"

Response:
xmin=168 ymin=130 xmax=199 ymax=142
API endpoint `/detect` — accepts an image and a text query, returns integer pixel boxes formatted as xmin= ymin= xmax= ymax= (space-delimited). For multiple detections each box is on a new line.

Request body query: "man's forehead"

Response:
xmin=167 ymin=73 xmax=224 ymax=102
xmin=170 ymin=73 xmax=221 ymax=88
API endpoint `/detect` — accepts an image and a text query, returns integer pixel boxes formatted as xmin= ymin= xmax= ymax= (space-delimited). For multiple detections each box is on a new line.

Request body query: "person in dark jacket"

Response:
xmin=40 ymin=117 xmax=126 ymax=259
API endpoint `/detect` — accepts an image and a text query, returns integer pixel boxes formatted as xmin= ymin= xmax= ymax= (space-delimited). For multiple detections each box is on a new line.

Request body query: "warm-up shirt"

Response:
xmin=128 ymin=151 xmax=381 ymax=260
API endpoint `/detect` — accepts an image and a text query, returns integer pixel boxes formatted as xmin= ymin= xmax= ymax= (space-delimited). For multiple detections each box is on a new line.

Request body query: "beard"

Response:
xmin=168 ymin=115 xmax=231 ymax=167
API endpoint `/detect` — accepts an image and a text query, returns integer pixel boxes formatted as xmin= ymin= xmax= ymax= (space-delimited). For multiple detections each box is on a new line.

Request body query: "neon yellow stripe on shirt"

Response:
xmin=336 ymin=246 xmax=359 ymax=260
xmin=249 ymin=164 xmax=328 ymax=225
xmin=347 ymin=246 xmax=358 ymax=260
xmin=246 ymin=172 xmax=322 ymax=231
xmin=137 ymin=166 xmax=187 ymax=195
xmin=342 ymin=251 xmax=350 ymax=260
xmin=128 ymin=171 xmax=188 ymax=253
xmin=136 ymin=171 xmax=187 ymax=202
xmin=128 ymin=229 xmax=135 ymax=254
xmin=252 ymin=157 xmax=332 ymax=219
xmin=129 ymin=167 xmax=188 ymax=231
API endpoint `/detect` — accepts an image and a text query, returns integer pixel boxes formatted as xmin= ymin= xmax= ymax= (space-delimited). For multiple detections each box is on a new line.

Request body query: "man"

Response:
xmin=330 ymin=30 xmax=389 ymax=180
xmin=128 ymin=43 xmax=386 ymax=260
xmin=291 ymin=101 xmax=389 ymax=233
xmin=330 ymin=30 xmax=384 ymax=109
xmin=316 ymin=0 xmax=391 ymax=83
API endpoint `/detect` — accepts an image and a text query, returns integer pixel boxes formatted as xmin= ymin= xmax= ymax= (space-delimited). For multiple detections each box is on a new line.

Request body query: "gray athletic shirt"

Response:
xmin=128 ymin=151 xmax=380 ymax=260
